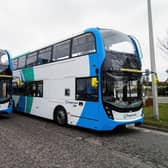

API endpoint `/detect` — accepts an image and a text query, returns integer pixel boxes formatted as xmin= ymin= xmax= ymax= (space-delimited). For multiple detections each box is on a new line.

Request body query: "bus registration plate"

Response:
xmin=126 ymin=123 xmax=135 ymax=128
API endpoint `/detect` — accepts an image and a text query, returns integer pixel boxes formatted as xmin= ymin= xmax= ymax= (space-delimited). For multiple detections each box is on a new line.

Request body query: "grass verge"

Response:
xmin=144 ymin=103 xmax=168 ymax=128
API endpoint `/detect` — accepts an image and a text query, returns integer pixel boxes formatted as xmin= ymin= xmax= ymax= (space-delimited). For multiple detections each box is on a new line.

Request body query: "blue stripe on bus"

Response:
xmin=16 ymin=96 xmax=26 ymax=112
xmin=129 ymin=36 xmax=142 ymax=66
xmin=77 ymin=103 xmax=144 ymax=130
xmin=5 ymin=50 xmax=13 ymax=72
xmin=76 ymin=102 xmax=100 ymax=130
xmin=85 ymin=27 xmax=106 ymax=74
xmin=76 ymin=28 xmax=106 ymax=129
xmin=76 ymin=29 xmax=144 ymax=130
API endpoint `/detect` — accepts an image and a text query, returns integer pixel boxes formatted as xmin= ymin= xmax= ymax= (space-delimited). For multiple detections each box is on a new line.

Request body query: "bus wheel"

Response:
xmin=54 ymin=107 xmax=67 ymax=126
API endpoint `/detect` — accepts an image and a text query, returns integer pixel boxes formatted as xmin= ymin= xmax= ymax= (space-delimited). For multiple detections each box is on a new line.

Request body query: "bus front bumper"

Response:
xmin=99 ymin=115 xmax=144 ymax=131
xmin=0 ymin=103 xmax=13 ymax=115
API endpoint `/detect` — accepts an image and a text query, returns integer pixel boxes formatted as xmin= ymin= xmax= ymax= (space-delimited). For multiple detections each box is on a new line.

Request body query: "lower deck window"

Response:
xmin=76 ymin=77 xmax=98 ymax=101
xmin=13 ymin=80 xmax=43 ymax=97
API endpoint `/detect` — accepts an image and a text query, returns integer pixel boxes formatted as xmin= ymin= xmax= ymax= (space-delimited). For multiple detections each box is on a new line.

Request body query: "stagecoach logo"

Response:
xmin=123 ymin=113 xmax=137 ymax=119
xmin=65 ymin=100 xmax=78 ymax=105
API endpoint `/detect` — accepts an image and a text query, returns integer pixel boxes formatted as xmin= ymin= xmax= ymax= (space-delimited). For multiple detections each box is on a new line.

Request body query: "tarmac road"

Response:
xmin=0 ymin=113 xmax=168 ymax=168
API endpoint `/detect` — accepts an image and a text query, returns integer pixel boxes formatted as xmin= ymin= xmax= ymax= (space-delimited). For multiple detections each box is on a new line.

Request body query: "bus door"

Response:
xmin=70 ymin=77 xmax=99 ymax=123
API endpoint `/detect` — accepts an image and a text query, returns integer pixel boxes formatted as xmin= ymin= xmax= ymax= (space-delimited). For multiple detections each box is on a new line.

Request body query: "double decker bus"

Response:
xmin=12 ymin=28 xmax=143 ymax=130
xmin=0 ymin=49 xmax=13 ymax=116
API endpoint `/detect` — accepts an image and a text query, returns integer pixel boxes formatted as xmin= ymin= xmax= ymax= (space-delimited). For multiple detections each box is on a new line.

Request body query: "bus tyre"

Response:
xmin=54 ymin=107 xmax=67 ymax=126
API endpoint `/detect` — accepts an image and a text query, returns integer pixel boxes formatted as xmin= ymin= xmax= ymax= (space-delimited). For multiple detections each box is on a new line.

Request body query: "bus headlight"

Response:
xmin=104 ymin=105 xmax=114 ymax=119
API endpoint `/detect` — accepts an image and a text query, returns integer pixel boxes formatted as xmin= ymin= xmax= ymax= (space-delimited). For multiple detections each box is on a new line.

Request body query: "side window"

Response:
xmin=13 ymin=80 xmax=43 ymax=97
xmin=27 ymin=81 xmax=43 ymax=97
xmin=13 ymin=82 xmax=26 ymax=96
xmin=37 ymin=47 xmax=52 ymax=65
xmin=52 ymin=40 xmax=70 ymax=61
xmin=72 ymin=33 xmax=96 ymax=57
xmin=13 ymin=59 xmax=18 ymax=70
xmin=25 ymin=82 xmax=32 ymax=96
xmin=26 ymin=52 xmax=37 ymax=67
xmin=36 ymin=81 xmax=43 ymax=97
xmin=32 ymin=82 xmax=36 ymax=97
xmin=18 ymin=56 xmax=26 ymax=69
xmin=76 ymin=77 xmax=98 ymax=101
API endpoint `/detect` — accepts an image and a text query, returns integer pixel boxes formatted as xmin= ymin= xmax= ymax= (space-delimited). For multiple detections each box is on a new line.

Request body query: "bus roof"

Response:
xmin=13 ymin=30 xmax=86 ymax=60
xmin=13 ymin=51 xmax=31 ymax=59
xmin=13 ymin=27 xmax=129 ymax=60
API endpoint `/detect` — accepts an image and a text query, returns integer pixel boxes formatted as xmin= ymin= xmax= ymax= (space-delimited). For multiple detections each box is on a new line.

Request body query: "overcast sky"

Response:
xmin=0 ymin=0 xmax=168 ymax=81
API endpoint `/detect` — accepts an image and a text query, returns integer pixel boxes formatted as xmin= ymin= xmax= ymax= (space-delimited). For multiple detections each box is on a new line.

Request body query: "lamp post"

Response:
xmin=147 ymin=0 xmax=159 ymax=120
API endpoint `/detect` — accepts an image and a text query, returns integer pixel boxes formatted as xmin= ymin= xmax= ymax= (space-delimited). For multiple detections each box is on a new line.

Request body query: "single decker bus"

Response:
xmin=0 ymin=49 xmax=13 ymax=116
xmin=12 ymin=28 xmax=144 ymax=130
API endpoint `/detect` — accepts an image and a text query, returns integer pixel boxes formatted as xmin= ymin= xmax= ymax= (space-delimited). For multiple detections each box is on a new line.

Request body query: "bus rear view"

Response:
xmin=0 ymin=49 xmax=13 ymax=116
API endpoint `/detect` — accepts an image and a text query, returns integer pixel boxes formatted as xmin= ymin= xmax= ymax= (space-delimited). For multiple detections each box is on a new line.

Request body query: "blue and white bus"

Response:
xmin=12 ymin=28 xmax=144 ymax=130
xmin=0 ymin=49 xmax=13 ymax=116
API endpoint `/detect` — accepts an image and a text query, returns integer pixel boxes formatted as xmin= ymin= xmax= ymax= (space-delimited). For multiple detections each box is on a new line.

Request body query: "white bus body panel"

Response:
xmin=13 ymin=55 xmax=90 ymax=125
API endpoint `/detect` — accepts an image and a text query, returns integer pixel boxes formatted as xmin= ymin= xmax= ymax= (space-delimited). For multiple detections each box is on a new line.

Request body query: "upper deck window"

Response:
xmin=53 ymin=40 xmax=70 ymax=61
xmin=26 ymin=52 xmax=37 ymax=67
xmin=37 ymin=47 xmax=52 ymax=65
xmin=100 ymin=29 xmax=141 ymax=70
xmin=18 ymin=55 xmax=26 ymax=69
xmin=72 ymin=33 xmax=96 ymax=57
xmin=101 ymin=30 xmax=135 ymax=54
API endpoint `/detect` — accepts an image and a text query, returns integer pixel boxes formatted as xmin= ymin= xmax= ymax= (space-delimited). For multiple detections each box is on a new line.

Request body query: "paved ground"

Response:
xmin=0 ymin=113 xmax=168 ymax=168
